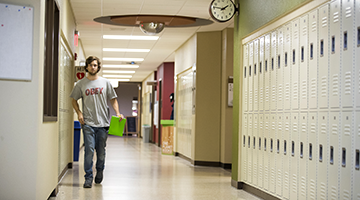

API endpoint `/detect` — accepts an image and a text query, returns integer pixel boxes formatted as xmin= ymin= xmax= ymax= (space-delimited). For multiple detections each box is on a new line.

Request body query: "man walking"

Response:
xmin=70 ymin=56 xmax=123 ymax=188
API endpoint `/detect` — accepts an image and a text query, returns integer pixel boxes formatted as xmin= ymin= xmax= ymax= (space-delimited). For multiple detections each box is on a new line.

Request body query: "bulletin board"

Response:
xmin=0 ymin=3 xmax=34 ymax=81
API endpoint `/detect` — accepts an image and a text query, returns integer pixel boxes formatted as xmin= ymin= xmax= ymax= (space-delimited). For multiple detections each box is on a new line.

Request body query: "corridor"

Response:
xmin=49 ymin=136 xmax=260 ymax=200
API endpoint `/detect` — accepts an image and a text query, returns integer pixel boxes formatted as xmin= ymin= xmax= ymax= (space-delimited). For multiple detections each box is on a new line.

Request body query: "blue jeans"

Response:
xmin=82 ymin=124 xmax=108 ymax=179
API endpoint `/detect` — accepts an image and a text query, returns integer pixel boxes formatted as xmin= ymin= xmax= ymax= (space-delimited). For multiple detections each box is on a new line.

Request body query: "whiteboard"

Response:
xmin=0 ymin=3 xmax=33 ymax=81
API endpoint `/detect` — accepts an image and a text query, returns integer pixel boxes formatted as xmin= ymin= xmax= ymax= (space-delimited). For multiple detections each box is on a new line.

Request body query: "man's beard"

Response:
xmin=88 ymin=71 xmax=98 ymax=76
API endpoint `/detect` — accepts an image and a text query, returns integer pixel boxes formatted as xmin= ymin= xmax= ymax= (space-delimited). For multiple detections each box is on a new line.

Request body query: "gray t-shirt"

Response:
xmin=70 ymin=77 xmax=117 ymax=127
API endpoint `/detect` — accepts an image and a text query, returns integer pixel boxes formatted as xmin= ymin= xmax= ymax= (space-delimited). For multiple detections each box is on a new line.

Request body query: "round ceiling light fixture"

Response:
xmin=139 ymin=22 xmax=165 ymax=35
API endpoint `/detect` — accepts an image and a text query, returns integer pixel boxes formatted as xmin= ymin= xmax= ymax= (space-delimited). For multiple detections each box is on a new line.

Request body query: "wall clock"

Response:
xmin=209 ymin=0 xmax=237 ymax=22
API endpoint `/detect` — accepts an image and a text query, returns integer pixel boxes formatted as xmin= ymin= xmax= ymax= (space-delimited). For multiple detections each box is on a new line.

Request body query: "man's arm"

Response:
xmin=72 ymin=98 xmax=85 ymax=124
xmin=110 ymin=98 xmax=124 ymax=120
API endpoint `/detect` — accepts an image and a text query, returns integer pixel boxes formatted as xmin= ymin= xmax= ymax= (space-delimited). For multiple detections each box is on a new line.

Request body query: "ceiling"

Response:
xmin=70 ymin=0 xmax=234 ymax=82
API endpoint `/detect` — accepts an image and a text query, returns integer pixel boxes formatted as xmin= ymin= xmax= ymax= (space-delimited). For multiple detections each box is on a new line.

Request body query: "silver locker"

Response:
xmin=249 ymin=42 xmax=254 ymax=112
xmin=263 ymin=113 xmax=270 ymax=191
xmin=299 ymin=15 xmax=309 ymax=110
xmin=282 ymin=113 xmax=291 ymax=199
xmin=254 ymin=40 xmax=260 ymax=112
xmin=259 ymin=37 xmax=265 ymax=111
xmin=290 ymin=112 xmax=299 ymax=200
xmin=309 ymin=10 xmax=319 ymax=110
xmin=258 ymin=113 xmax=264 ymax=188
xmin=299 ymin=113 xmax=308 ymax=199
xmin=242 ymin=113 xmax=248 ymax=182
xmin=307 ymin=112 xmax=317 ymax=200
xmin=276 ymin=113 xmax=283 ymax=197
xmin=243 ymin=44 xmax=249 ymax=112
xmin=318 ymin=4 xmax=330 ymax=109
xmin=277 ymin=27 xmax=285 ymax=111
xmin=341 ymin=0 xmax=355 ymax=108
xmin=269 ymin=113 xmax=276 ymax=194
xmin=284 ymin=23 xmax=292 ymax=110
xmin=356 ymin=0 xmax=360 ymax=108
xmin=265 ymin=34 xmax=271 ymax=111
xmin=270 ymin=31 xmax=278 ymax=111
xmin=340 ymin=111 xmax=352 ymax=200
xmin=317 ymin=112 xmax=328 ymax=200
xmin=328 ymin=112 xmax=340 ymax=200
xmin=252 ymin=114 xmax=259 ymax=186
xmin=329 ymin=0 xmax=341 ymax=109
xmin=248 ymin=113 xmax=253 ymax=183
xmin=354 ymin=111 xmax=360 ymax=199
xmin=291 ymin=18 xmax=300 ymax=110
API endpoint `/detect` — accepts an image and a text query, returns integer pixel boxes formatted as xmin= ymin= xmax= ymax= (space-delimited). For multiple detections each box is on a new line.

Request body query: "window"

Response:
xmin=43 ymin=0 xmax=60 ymax=122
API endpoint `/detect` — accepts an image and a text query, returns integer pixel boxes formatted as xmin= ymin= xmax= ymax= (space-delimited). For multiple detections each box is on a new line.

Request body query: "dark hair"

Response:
xmin=85 ymin=56 xmax=101 ymax=73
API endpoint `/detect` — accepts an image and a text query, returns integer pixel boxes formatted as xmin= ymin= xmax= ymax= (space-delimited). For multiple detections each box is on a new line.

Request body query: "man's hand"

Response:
xmin=117 ymin=114 xmax=124 ymax=122
xmin=78 ymin=112 xmax=85 ymax=124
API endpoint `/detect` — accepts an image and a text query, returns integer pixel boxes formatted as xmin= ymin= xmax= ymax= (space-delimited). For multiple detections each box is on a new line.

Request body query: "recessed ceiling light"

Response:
xmin=103 ymin=58 xmax=144 ymax=62
xmin=103 ymin=48 xmax=150 ymax=52
xmin=103 ymin=70 xmax=135 ymax=74
xmin=103 ymin=35 xmax=159 ymax=40
xmin=103 ymin=65 xmax=139 ymax=68
xmin=103 ymin=75 xmax=132 ymax=78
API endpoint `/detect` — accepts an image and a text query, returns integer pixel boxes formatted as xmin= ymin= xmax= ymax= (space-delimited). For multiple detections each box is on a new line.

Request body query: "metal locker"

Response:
xmin=263 ymin=113 xmax=270 ymax=191
xmin=340 ymin=111 xmax=352 ymax=200
xmin=252 ymin=114 xmax=259 ymax=186
xmin=269 ymin=113 xmax=277 ymax=194
xmin=341 ymin=0 xmax=355 ymax=108
xmin=300 ymin=15 xmax=309 ymax=110
xmin=265 ymin=34 xmax=271 ymax=111
xmin=243 ymin=44 xmax=249 ymax=112
xmin=258 ymin=113 xmax=264 ymax=189
xmin=284 ymin=23 xmax=292 ymax=110
xmin=291 ymin=18 xmax=300 ymax=110
xmin=329 ymin=0 xmax=341 ymax=109
xmin=290 ymin=112 xmax=299 ymax=200
xmin=254 ymin=39 xmax=260 ymax=112
xmin=241 ymin=113 xmax=248 ymax=182
xmin=277 ymin=27 xmax=285 ymax=111
xmin=307 ymin=112 xmax=317 ymax=200
xmin=318 ymin=4 xmax=330 ymax=109
xmin=354 ymin=111 xmax=360 ymax=199
xmin=299 ymin=113 xmax=308 ymax=199
xmin=317 ymin=112 xmax=328 ymax=200
xmin=309 ymin=10 xmax=319 ymax=109
xmin=282 ymin=113 xmax=291 ymax=199
xmin=259 ymin=37 xmax=265 ymax=111
xmin=270 ymin=31 xmax=278 ymax=111
xmin=276 ymin=113 xmax=283 ymax=197
xmin=249 ymin=42 xmax=254 ymax=112
xmin=356 ymin=0 xmax=360 ymax=108
xmin=328 ymin=112 xmax=340 ymax=200
xmin=248 ymin=113 xmax=253 ymax=183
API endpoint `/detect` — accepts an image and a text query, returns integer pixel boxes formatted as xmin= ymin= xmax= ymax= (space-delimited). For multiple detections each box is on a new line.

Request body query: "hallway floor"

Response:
xmin=49 ymin=136 xmax=261 ymax=200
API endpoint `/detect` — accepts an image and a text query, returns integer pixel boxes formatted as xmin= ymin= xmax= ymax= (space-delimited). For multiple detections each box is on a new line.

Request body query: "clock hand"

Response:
xmin=221 ymin=5 xmax=229 ymax=10
xmin=213 ymin=6 xmax=222 ymax=9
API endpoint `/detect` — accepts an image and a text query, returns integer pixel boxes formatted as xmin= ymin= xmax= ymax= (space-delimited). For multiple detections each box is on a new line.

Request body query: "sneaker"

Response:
xmin=83 ymin=178 xmax=92 ymax=188
xmin=95 ymin=171 xmax=103 ymax=184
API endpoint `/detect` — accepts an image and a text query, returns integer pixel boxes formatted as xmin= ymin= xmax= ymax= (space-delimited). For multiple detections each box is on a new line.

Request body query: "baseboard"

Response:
xmin=47 ymin=186 xmax=58 ymax=199
xmin=231 ymin=180 xmax=280 ymax=200
xmin=58 ymin=162 xmax=72 ymax=182
xmin=174 ymin=152 xmax=232 ymax=170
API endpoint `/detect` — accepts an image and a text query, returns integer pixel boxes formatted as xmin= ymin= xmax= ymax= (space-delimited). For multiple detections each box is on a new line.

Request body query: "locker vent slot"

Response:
xmin=285 ymin=52 xmax=288 ymax=66
xmin=271 ymin=58 xmax=274 ymax=70
xmin=277 ymin=139 xmax=280 ymax=153
xmin=264 ymin=138 xmax=267 ymax=151
xmin=300 ymin=142 xmax=304 ymax=158
xmin=320 ymin=40 xmax=324 ymax=57
xmin=343 ymin=31 xmax=347 ymax=50
xmin=248 ymin=136 xmax=251 ymax=148
xmin=243 ymin=136 xmax=246 ymax=147
xmin=284 ymin=140 xmax=287 ymax=155
xmin=342 ymin=148 xmax=346 ymax=167
xmin=249 ymin=65 xmax=251 ymax=77
xmin=309 ymin=143 xmax=312 ymax=160
xmin=331 ymin=36 xmax=335 ymax=54
xmin=301 ymin=46 xmax=304 ymax=62
xmin=270 ymin=139 xmax=273 ymax=152
xmin=253 ymin=137 xmax=256 ymax=149
xmin=357 ymin=27 xmax=360 ymax=47
xmin=330 ymin=146 xmax=334 ymax=164
xmin=278 ymin=55 xmax=281 ymax=68
xmin=319 ymin=145 xmax=323 ymax=162
xmin=244 ymin=67 xmax=246 ymax=78
xmin=254 ymin=64 xmax=257 ymax=75
xmin=293 ymin=49 xmax=296 ymax=64
xmin=292 ymin=141 xmax=295 ymax=156
xmin=259 ymin=138 xmax=261 ymax=150
xmin=310 ymin=43 xmax=313 ymax=60
xmin=260 ymin=62 xmax=262 ymax=73
xmin=356 ymin=149 xmax=359 ymax=170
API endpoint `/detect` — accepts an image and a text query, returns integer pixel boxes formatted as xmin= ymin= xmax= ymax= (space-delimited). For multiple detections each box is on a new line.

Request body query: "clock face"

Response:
xmin=209 ymin=0 xmax=236 ymax=22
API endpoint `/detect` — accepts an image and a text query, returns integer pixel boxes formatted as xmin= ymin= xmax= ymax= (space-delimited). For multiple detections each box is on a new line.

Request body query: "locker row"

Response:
xmin=242 ymin=0 xmax=360 ymax=113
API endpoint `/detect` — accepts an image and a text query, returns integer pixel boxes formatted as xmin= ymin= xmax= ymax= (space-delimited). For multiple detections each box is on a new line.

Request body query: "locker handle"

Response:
xmin=291 ymin=141 xmax=295 ymax=156
xmin=292 ymin=50 xmax=296 ymax=64
xmin=264 ymin=138 xmax=267 ymax=151
xmin=309 ymin=143 xmax=312 ymax=160
xmin=357 ymin=27 xmax=360 ymax=47
xmin=277 ymin=139 xmax=280 ymax=153
xmin=343 ymin=31 xmax=347 ymax=50
xmin=301 ymin=46 xmax=304 ymax=62
xmin=330 ymin=146 xmax=334 ymax=165
xmin=259 ymin=62 xmax=262 ymax=74
xmin=278 ymin=55 xmax=280 ymax=68
xmin=243 ymin=135 xmax=246 ymax=147
xmin=284 ymin=140 xmax=287 ymax=155
xmin=310 ymin=43 xmax=313 ymax=60
xmin=271 ymin=58 xmax=274 ymax=71
xmin=259 ymin=138 xmax=261 ymax=150
xmin=285 ymin=52 xmax=288 ymax=66
xmin=356 ymin=149 xmax=359 ymax=170
xmin=270 ymin=139 xmax=273 ymax=152
xmin=300 ymin=142 xmax=303 ymax=158
xmin=342 ymin=148 xmax=346 ymax=167
xmin=253 ymin=137 xmax=256 ymax=149
xmin=265 ymin=60 xmax=268 ymax=72
xmin=254 ymin=64 xmax=257 ymax=76
xmin=331 ymin=36 xmax=335 ymax=54
xmin=320 ymin=40 xmax=324 ymax=57
xmin=244 ymin=67 xmax=247 ymax=78
xmin=319 ymin=145 xmax=323 ymax=162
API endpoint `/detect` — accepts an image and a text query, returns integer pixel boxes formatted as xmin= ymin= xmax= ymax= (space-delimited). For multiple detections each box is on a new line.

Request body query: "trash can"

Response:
xmin=142 ymin=125 xmax=150 ymax=143
xmin=73 ymin=121 xmax=81 ymax=161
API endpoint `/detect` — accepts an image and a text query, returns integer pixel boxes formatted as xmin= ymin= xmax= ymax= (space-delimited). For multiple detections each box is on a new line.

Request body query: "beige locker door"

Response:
xmin=263 ymin=113 xmax=270 ymax=191
xmin=318 ymin=4 xmax=330 ymax=109
xmin=254 ymin=40 xmax=260 ymax=112
xmin=340 ymin=112 xmax=352 ymax=199
xmin=282 ymin=113 xmax=291 ymax=199
xmin=290 ymin=112 xmax=299 ymax=200
xmin=299 ymin=113 xmax=308 ymax=199
xmin=291 ymin=19 xmax=300 ymax=110
xmin=269 ymin=113 xmax=276 ymax=194
xmin=247 ymin=113 xmax=253 ymax=183
xmin=249 ymin=42 xmax=254 ymax=112
xmin=259 ymin=37 xmax=265 ymax=111
xmin=243 ymin=44 xmax=249 ymax=112
xmin=252 ymin=114 xmax=258 ymax=186
xmin=276 ymin=113 xmax=283 ymax=197
xmin=258 ymin=113 xmax=264 ymax=189
xmin=341 ymin=0 xmax=355 ymax=108
xmin=328 ymin=112 xmax=340 ymax=200
xmin=277 ymin=27 xmax=285 ymax=111
xmin=317 ymin=112 xmax=328 ymax=200
xmin=307 ymin=112 xmax=317 ymax=200
xmin=241 ymin=113 xmax=248 ymax=182
xmin=329 ymin=0 xmax=341 ymax=109
xmin=270 ymin=31 xmax=278 ymax=111
xmin=356 ymin=0 xmax=360 ymax=108
xmin=299 ymin=15 xmax=309 ymax=110
xmin=308 ymin=10 xmax=318 ymax=110
xmin=265 ymin=34 xmax=271 ymax=111
xmin=284 ymin=23 xmax=292 ymax=110
xmin=354 ymin=111 xmax=360 ymax=199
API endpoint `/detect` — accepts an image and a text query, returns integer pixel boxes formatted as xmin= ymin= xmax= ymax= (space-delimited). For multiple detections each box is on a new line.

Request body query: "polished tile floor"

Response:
xmin=50 ymin=136 xmax=261 ymax=200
